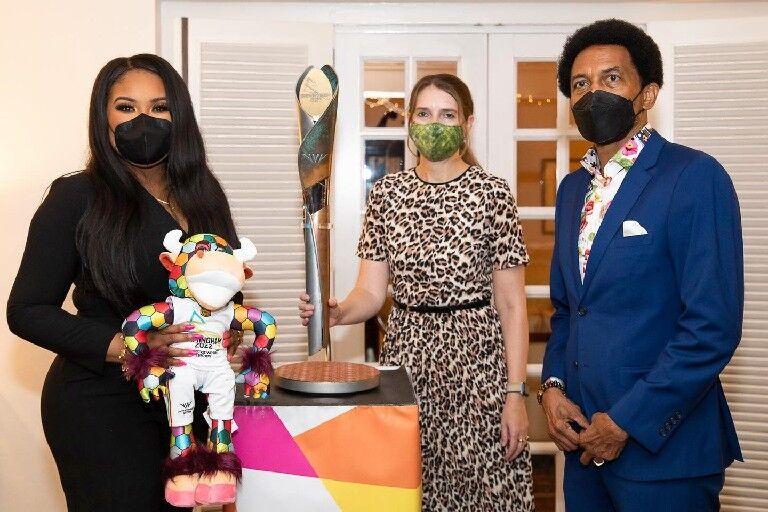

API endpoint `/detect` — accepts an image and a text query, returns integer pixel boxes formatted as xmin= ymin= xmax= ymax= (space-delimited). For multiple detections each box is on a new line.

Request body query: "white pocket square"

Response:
xmin=623 ymin=220 xmax=648 ymax=237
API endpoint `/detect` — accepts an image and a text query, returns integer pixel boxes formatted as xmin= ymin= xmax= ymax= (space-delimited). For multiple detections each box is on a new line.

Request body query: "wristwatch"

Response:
xmin=537 ymin=379 xmax=566 ymax=405
xmin=505 ymin=382 xmax=529 ymax=397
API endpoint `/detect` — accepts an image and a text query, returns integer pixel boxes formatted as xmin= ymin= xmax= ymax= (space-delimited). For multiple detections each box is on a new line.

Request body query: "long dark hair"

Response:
xmin=77 ymin=54 xmax=237 ymax=313
xmin=406 ymin=73 xmax=480 ymax=167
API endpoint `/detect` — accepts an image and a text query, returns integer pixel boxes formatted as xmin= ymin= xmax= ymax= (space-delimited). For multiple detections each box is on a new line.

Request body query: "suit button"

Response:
xmin=577 ymin=307 xmax=588 ymax=317
xmin=574 ymin=361 xmax=579 ymax=368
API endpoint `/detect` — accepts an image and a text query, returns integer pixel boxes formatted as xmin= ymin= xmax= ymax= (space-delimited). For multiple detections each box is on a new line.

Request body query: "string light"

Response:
xmin=516 ymin=93 xmax=555 ymax=106
xmin=365 ymin=94 xmax=554 ymax=113
xmin=365 ymin=98 xmax=405 ymax=116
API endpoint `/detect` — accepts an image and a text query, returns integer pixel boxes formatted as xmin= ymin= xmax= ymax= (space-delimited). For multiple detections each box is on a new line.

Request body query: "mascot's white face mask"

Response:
xmin=160 ymin=230 xmax=257 ymax=311
xmin=186 ymin=269 xmax=243 ymax=310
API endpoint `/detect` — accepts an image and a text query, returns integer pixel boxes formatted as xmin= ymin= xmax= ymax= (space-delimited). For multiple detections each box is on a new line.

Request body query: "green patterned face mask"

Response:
xmin=409 ymin=122 xmax=465 ymax=162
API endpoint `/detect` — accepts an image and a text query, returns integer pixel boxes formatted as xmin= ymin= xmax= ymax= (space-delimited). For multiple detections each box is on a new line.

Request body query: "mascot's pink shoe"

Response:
xmin=194 ymin=450 xmax=241 ymax=506
xmin=164 ymin=452 xmax=205 ymax=507
xmin=165 ymin=474 xmax=198 ymax=507
xmin=195 ymin=472 xmax=237 ymax=505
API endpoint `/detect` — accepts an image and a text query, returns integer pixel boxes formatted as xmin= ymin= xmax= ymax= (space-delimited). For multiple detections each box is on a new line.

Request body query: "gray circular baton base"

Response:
xmin=273 ymin=361 xmax=381 ymax=395
xmin=273 ymin=374 xmax=380 ymax=394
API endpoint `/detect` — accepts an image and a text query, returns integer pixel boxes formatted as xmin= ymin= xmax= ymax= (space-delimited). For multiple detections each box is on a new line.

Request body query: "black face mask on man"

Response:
xmin=113 ymin=113 xmax=172 ymax=167
xmin=571 ymin=89 xmax=644 ymax=145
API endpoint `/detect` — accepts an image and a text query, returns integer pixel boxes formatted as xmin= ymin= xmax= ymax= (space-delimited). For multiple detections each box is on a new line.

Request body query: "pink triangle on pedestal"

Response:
xmin=233 ymin=406 xmax=317 ymax=478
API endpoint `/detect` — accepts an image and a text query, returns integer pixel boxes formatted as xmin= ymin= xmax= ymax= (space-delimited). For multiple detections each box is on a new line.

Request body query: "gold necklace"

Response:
xmin=154 ymin=195 xmax=186 ymax=231
xmin=135 ymin=174 xmax=179 ymax=217
xmin=147 ymin=191 xmax=178 ymax=216
xmin=151 ymin=194 xmax=176 ymax=213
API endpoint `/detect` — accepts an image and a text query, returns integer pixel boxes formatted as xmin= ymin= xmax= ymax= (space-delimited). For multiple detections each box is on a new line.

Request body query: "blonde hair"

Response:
xmin=406 ymin=73 xmax=479 ymax=167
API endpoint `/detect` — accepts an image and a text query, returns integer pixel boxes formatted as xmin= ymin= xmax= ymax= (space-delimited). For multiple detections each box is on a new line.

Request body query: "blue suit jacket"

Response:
xmin=541 ymin=131 xmax=744 ymax=481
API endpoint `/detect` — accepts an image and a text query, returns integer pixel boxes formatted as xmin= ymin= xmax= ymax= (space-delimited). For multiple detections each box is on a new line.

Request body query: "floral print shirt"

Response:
xmin=577 ymin=124 xmax=653 ymax=281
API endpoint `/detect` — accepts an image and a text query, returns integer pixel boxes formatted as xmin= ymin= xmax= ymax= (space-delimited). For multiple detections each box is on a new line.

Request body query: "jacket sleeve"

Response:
xmin=608 ymin=154 xmax=744 ymax=454
xmin=541 ymin=174 xmax=572 ymax=385
xmin=7 ymin=176 xmax=116 ymax=375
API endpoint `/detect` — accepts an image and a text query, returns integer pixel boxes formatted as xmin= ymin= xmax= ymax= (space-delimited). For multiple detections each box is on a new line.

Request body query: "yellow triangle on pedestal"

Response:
xmin=321 ymin=478 xmax=421 ymax=512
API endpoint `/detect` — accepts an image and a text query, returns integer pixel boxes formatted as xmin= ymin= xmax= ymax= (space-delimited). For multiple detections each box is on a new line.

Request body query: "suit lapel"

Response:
xmin=566 ymin=171 xmax=590 ymax=295
xmin=578 ymin=131 xmax=665 ymax=301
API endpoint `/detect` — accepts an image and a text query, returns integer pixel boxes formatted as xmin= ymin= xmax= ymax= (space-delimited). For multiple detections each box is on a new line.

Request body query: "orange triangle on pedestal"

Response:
xmin=294 ymin=405 xmax=421 ymax=489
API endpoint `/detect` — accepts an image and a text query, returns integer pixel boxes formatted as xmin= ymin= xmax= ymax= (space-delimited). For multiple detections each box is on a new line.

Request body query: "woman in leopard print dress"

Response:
xmin=299 ymin=74 xmax=534 ymax=510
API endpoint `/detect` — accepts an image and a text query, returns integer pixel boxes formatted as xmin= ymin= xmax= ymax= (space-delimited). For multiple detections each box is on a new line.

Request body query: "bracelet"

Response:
xmin=537 ymin=379 xmax=565 ymax=405
xmin=117 ymin=334 xmax=127 ymax=363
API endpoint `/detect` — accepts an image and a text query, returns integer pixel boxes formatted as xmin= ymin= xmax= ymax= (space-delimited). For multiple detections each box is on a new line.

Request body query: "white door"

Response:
xmin=184 ymin=19 xmax=333 ymax=363
xmin=648 ymin=17 xmax=768 ymax=512
xmin=332 ymin=31 xmax=487 ymax=360
xmin=489 ymin=31 xmax=591 ymax=512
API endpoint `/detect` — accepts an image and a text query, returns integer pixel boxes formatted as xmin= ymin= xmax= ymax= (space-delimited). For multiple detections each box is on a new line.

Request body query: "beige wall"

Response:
xmin=0 ymin=1 xmax=156 ymax=509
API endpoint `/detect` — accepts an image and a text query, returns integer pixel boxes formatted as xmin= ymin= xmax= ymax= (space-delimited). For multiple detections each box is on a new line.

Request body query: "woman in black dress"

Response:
xmin=7 ymin=54 xmax=243 ymax=511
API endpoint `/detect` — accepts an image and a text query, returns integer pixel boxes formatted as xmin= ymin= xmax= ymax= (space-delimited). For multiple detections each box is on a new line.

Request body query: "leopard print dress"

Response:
xmin=357 ymin=165 xmax=535 ymax=511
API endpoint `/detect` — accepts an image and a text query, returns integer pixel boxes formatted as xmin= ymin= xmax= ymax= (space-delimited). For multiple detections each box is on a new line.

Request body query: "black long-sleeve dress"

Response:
xmin=7 ymin=171 xmax=238 ymax=511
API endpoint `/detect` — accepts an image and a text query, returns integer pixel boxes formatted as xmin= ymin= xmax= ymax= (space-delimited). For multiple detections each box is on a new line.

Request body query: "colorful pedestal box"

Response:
xmin=231 ymin=366 xmax=421 ymax=511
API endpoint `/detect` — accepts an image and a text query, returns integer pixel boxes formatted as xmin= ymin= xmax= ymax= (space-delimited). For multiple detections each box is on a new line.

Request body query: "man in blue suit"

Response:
xmin=539 ymin=19 xmax=743 ymax=511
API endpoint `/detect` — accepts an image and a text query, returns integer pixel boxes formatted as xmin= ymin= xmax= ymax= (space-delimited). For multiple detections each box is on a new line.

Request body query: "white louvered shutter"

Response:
xmin=186 ymin=19 xmax=333 ymax=363
xmin=674 ymin=41 xmax=768 ymax=512
xmin=198 ymin=42 xmax=308 ymax=363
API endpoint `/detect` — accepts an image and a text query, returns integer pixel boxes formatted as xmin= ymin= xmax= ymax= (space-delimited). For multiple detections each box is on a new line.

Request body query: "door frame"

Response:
xmin=332 ymin=31 xmax=488 ymax=358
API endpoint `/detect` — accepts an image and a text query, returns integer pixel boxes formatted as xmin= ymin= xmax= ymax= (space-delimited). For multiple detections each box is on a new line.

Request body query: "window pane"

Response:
xmin=364 ymin=139 xmax=405 ymax=196
xmin=517 ymin=141 xmax=557 ymax=207
xmin=517 ymin=62 xmax=557 ymax=129
xmin=532 ymin=454 xmax=557 ymax=512
xmin=526 ymin=309 xmax=552 ymax=447
xmin=526 ymin=296 xmax=554 ymax=342
xmin=416 ymin=60 xmax=458 ymax=81
xmin=525 ymin=374 xmax=549 ymax=443
xmin=522 ymin=218 xmax=554 ymax=287
xmin=364 ymin=60 xmax=405 ymax=128
xmin=569 ymin=139 xmax=592 ymax=172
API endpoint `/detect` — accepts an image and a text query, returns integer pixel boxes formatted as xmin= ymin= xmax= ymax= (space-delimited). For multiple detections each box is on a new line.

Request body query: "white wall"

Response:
xmin=0 ymin=1 xmax=156 ymax=509
xmin=160 ymin=1 xmax=768 ymax=28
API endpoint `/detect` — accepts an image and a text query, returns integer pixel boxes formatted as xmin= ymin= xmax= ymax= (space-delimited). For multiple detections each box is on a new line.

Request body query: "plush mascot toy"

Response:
xmin=121 ymin=230 xmax=276 ymax=507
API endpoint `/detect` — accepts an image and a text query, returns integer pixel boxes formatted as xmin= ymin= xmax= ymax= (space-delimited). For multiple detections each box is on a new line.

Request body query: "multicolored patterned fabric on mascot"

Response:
xmin=121 ymin=229 xmax=276 ymax=508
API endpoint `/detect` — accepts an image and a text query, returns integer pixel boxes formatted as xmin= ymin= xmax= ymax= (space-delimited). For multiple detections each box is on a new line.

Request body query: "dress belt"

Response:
xmin=392 ymin=298 xmax=491 ymax=314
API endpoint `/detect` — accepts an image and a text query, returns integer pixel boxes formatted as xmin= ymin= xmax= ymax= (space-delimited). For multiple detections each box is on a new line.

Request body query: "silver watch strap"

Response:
xmin=505 ymin=382 xmax=528 ymax=396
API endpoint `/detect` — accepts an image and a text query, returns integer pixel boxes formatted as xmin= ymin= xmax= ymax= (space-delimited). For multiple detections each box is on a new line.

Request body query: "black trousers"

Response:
xmin=41 ymin=356 xmax=206 ymax=512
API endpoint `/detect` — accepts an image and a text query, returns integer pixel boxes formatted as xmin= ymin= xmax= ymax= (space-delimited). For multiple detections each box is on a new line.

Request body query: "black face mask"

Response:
xmin=571 ymin=89 xmax=643 ymax=145
xmin=113 ymin=113 xmax=172 ymax=167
